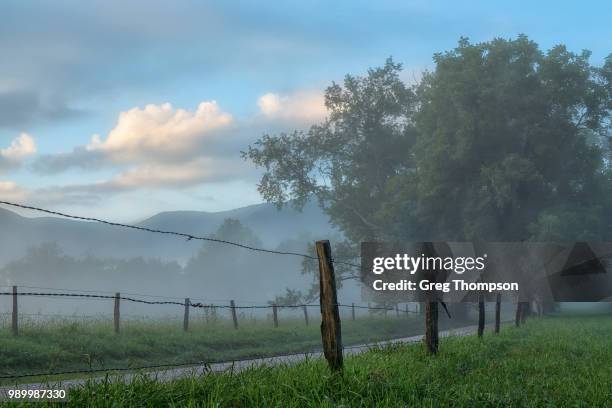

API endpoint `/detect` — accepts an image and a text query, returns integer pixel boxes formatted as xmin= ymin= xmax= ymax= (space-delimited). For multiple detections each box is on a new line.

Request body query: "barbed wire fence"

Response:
xmin=0 ymin=199 xmax=509 ymax=379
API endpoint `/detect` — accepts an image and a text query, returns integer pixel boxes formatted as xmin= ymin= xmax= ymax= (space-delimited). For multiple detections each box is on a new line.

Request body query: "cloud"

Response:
xmin=0 ymin=181 xmax=28 ymax=201
xmin=33 ymin=147 xmax=107 ymax=174
xmin=31 ymin=89 xmax=327 ymax=199
xmin=70 ymin=158 xmax=248 ymax=194
xmin=1 ymin=133 xmax=37 ymax=160
xmin=34 ymin=101 xmax=236 ymax=173
xmin=257 ymin=90 xmax=326 ymax=124
xmin=0 ymin=181 xmax=102 ymax=208
xmin=0 ymin=90 xmax=83 ymax=128
xmin=32 ymin=101 xmax=248 ymax=195
xmin=86 ymin=101 xmax=233 ymax=162
xmin=0 ymin=2 xmax=339 ymax=129
xmin=0 ymin=133 xmax=37 ymax=173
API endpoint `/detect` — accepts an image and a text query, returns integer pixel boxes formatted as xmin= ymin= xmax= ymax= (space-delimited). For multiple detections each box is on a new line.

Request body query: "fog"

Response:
xmin=0 ymin=205 xmax=363 ymax=319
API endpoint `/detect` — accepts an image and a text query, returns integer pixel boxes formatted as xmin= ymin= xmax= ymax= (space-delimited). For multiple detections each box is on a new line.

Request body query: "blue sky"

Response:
xmin=0 ymin=0 xmax=610 ymax=221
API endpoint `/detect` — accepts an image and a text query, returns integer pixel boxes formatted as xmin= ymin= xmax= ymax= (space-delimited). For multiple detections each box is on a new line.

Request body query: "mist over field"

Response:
xmin=0 ymin=204 xmax=341 ymax=314
xmin=0 ymin=199 xmax=359 ymax=317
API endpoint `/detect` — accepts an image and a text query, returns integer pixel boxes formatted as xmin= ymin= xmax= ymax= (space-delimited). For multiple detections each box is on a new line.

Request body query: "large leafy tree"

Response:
xmin=244 ymin=36 xmax=612 ymax=288
xmin=243 ymin=58 xmax=416 ymax=244
xmin=388 ymin=36 xmax=612 ymax=242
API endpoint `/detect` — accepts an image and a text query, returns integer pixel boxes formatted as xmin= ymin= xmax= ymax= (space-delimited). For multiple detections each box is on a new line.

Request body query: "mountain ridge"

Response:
xmin=0 ymin=200 xmax=336 ymax=266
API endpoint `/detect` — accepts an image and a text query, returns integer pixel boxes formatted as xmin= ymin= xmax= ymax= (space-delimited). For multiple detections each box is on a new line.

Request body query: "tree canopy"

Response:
xmin=244 ymin=36 xmax=612 ymax=250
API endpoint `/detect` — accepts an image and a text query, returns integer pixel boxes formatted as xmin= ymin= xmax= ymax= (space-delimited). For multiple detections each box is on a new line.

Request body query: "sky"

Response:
xmin=0 ymin=0 xmax=610 ymax=221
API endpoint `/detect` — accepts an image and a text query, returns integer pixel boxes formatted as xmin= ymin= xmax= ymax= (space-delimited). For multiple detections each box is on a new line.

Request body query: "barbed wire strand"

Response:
xmin=0 ymin=200 xmax=361 ymax=269
xmin=0 ymin=285 xmax=275 ymax=304
xmin=0 ymin=291 xmax=419 ymax=313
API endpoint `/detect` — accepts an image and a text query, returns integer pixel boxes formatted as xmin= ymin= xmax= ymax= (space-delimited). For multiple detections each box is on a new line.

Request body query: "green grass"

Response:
xmin=0 ymin=312 xmax=474 ymax=383
xmin=5 ymin=314 xmax=612 ymax=407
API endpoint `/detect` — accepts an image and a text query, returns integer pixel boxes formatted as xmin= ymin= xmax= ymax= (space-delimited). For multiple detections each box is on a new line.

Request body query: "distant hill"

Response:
xmin=0 ymin=200 xmax=337 ymax=266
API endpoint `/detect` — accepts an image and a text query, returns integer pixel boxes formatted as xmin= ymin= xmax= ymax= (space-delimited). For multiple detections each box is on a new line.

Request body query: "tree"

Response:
xmin=386 ymin=36 xmax=612 ymax=242
xmin=244 ymin=36 xmax=612 ymax=310
xmin=243 ymin=58 xmax=416 ymax=244
xmin=186 ymin=218 xmax=263 ymax=267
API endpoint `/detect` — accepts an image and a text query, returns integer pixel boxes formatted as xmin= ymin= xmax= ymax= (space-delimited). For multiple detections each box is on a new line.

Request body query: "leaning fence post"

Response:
xmin=316 ymin=240 xmax=343 ymax=372
xmin=114 ymin=292 xmax=120 ymax=334
xmin=494 ymin=293 xmax=501 ymax=334
xmin=478 ymin=295 xmax=485 ymax=338
xmin=12 ymin=286 xmax=18 ymax=336
xmin=183 ymin=298 xmax=190 ymax=332
xmin=230 ymin=300 xmax=239 ymax=329
xmin=351 ymin=303 xmax=355 ymax=321
xmin=272 ymin=303 xmax=279 ymax=328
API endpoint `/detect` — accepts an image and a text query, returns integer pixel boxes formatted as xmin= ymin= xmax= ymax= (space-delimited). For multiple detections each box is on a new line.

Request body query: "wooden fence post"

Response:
xmin=515 ymin=301 xmax=522 ymax=327
xmin=478 ymin=295 xmax=485 ymax=338
xmin=351 ymin=303 xmax=355 ymax=321
xmin=395 ymin=304 xmax=400 ymax=318
xmin=183 ymin=298 xmax=190 ymax=332
xmin=316 ymin=240 xmax=343 ymax=372
xmin=494 ymin=293 xmax=501 ymax=334
xmin=423 ymin=242 xmax=440 ymax=355
xmin=230 ymin=300 xmax=238 ymax=329
xmin=303 ymin=305 xmax=309 ymax=326
xmin=12 ymin=286 xmax=18 ymax=336
xmin=114 ymin=292 xmax=120 ymax=334
xmin=405 ymin=304 xmax=409 ymax=316
xmin=272 ymin=303 xmax=279 ymax=328
xmin=425 ymin=300 xmax=439 ymax=354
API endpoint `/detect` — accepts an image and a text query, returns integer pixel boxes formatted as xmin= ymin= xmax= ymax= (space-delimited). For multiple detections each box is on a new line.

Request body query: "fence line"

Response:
xmin=0 ymin=198 xmax=530 ymax=374
xmin=0 ymin=290 xmax=420 ymax=313
xmin=0 ymin=285 xmax=285 ymax=304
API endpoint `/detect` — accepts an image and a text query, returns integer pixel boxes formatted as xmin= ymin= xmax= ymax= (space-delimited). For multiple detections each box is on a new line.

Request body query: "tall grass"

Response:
xmin=5 ymin=314 xmax=610 ymax=407
xmin=1 ymin=310 xmax=484 ymax=382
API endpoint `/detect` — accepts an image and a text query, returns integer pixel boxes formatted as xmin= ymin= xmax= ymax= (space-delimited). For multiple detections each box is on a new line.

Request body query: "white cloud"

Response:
xmin=0 ymin=132 xmax=37 ymax=173
xmin=257 ymin=90 xmax=326 ymax=123
xmin=257 ymin=93 xmax=282 ymax=116
xmin=87 ymin=102 xmax=233 ymax=162
xmin=31 ymin=91 xmax=328 ymax=198
xmin=1 ymin=132 xmax=36 ymax=161
xmin=0 ymin=181 xmax=28 ymax=201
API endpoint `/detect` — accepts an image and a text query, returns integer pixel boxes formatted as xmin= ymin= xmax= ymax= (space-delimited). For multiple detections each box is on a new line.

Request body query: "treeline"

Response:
xmin=0 ymin=218 xmax=315 ymax=303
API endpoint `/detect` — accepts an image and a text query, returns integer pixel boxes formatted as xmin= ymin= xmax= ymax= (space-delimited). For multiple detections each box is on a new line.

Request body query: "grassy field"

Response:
xmin=3 ymin=314 xmax=609 ymax=407
xmin=0 ymin=311 xmax=479 ymax=383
